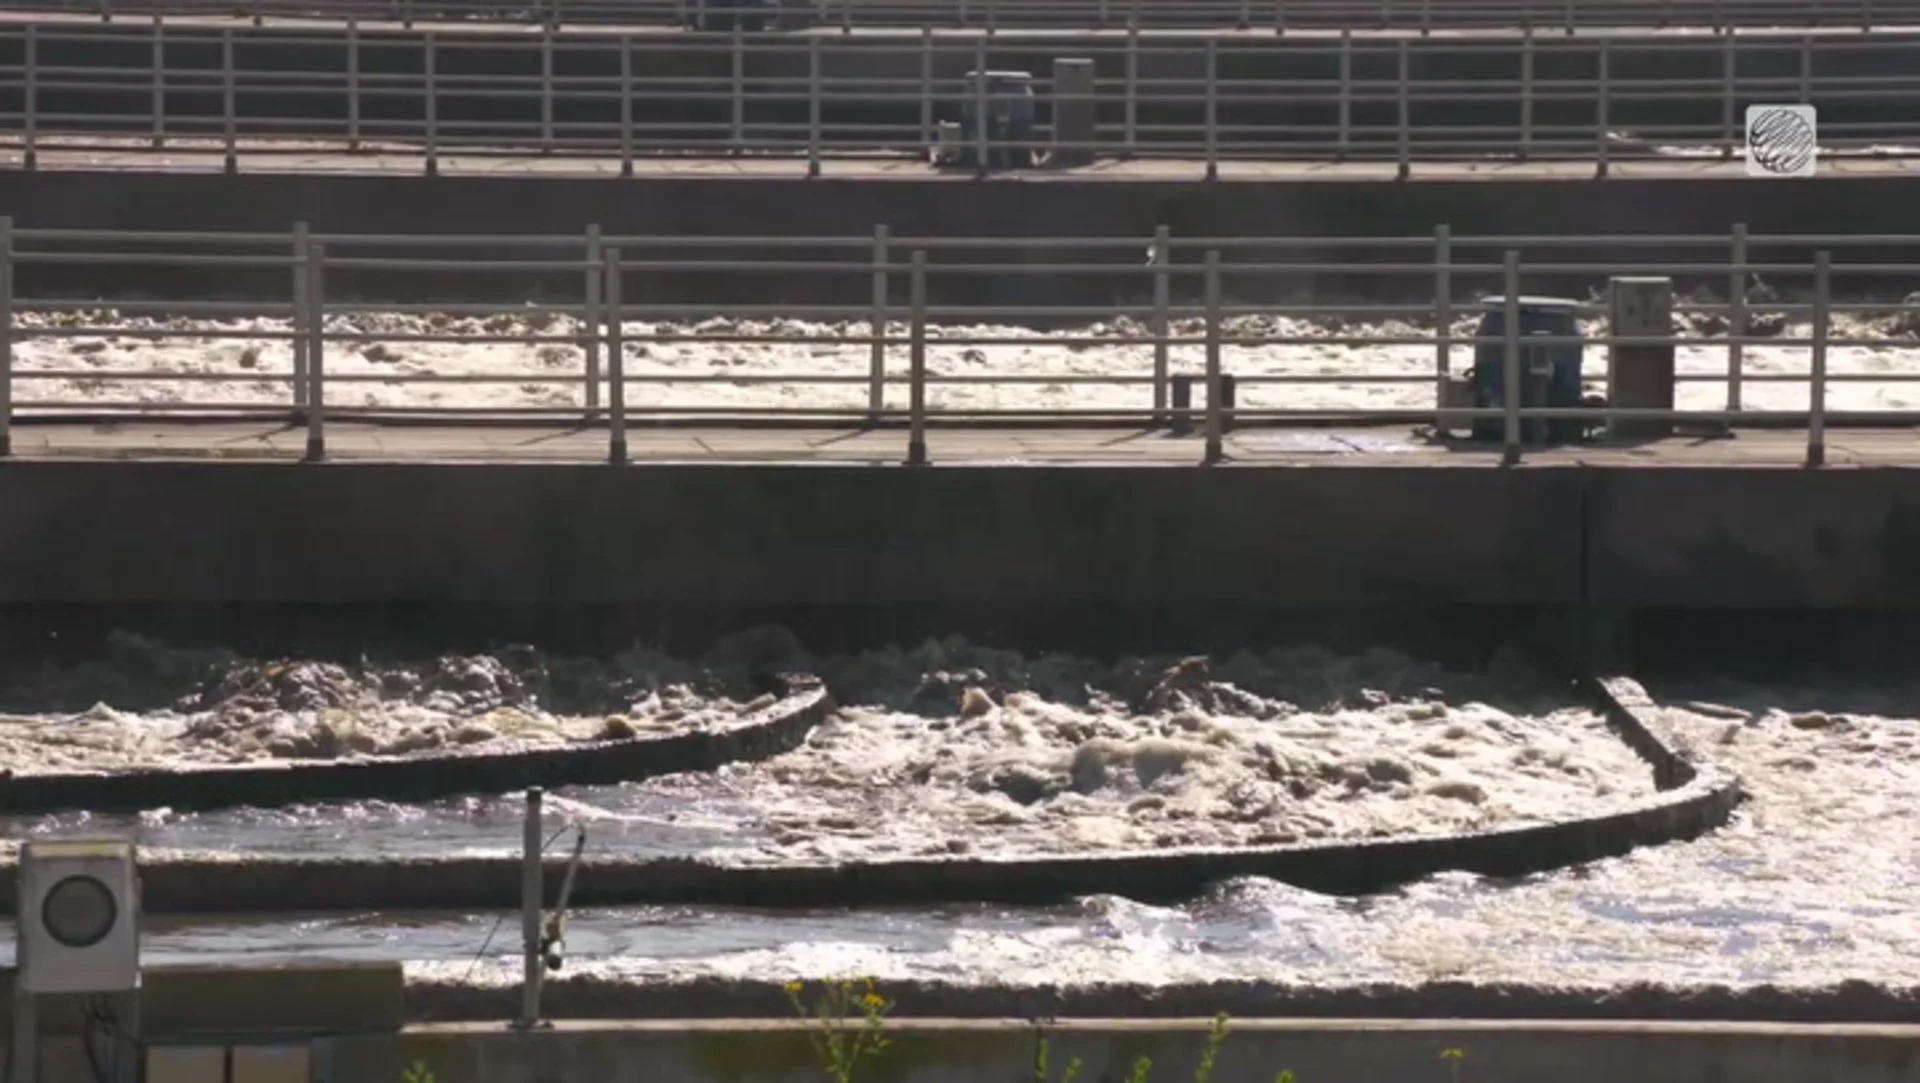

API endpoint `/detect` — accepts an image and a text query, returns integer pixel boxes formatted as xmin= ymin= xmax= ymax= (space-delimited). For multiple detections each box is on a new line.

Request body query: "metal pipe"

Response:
xmin=1204 ymin=39 xmax=1219 ymax=180
xmin=907 ymin=249 xmax=928 ymax=465
xmin=23 ymin=27 xmax=37 ymax=171
xmin=424 ymin=34 xmax=439 ymax=178
xmin=517 ymin=787 xmax=544 ymax=1030
xmin=222 ymin=28 xmax=236 ymax=174
xmin=347 ymin=21 xmax=360 ymax=151
xmin=619 ymin=37 xmax=634 ymax=177
xmin=808 ymin=36 xmax=822 ymax=178
xmin=150 ymin=17 xmax=164 ymax=149
xmin=1433 ymin=223 xmax=1451 ymax=418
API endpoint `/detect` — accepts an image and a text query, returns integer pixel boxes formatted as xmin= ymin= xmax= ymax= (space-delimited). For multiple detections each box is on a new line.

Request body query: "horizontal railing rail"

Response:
xmin=0 ymin=221 xmax=1911 ymax=468
xmin=2 ymin=0 xmax=1917 ymax=32
xmin=0 ymin=25 xmax=1913 ymax=174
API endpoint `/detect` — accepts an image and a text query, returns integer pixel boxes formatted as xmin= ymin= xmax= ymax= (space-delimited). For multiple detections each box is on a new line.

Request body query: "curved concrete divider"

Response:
xmin=0 ymin=686 xmax=833 ymax=815
xmin=0 ymin=672 xmax=1740 ymax=913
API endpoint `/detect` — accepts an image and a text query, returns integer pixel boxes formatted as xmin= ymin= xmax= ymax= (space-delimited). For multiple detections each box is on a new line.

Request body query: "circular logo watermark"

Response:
xmin=1746 ymin=104 xmax=1818 ymax=178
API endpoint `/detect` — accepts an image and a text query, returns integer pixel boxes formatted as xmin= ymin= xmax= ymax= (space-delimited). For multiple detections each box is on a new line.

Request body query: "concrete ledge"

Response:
xmin=325 ymin=1017 xmax=1920 ymax=1083
xmin=0 ymin=671 xmax=1740 ymax=913
xmin=0 ymin=686 xmax=832 ymax=814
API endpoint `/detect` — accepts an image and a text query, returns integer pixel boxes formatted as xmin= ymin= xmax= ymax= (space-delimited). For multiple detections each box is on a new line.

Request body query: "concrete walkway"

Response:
xmin=7 ymin=138 xmax=1920 ymax=180
xmin=9 ymin=419 xmax=1912 ymax=465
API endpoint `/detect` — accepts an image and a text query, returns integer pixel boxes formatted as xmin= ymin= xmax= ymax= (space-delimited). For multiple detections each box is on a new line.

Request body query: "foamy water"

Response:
xmin=0 ymin=652 xmax=1914 ymax=991
xmin=13 ymin=305 xmax=1920 ymax=416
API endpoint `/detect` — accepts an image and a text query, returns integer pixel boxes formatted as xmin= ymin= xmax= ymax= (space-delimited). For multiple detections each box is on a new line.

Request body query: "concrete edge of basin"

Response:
xmin=0 ymin=683 xmax=834 ymax=815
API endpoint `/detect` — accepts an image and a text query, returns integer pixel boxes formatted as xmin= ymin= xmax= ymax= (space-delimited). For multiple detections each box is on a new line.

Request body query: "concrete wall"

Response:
xmin=320 ymin=1019 xmax=1920 ymax=1083
xmin=0 ymin=461 xmax=1916 ymax=613
xmin=1 ymin=169 xmax=1911 ymax=306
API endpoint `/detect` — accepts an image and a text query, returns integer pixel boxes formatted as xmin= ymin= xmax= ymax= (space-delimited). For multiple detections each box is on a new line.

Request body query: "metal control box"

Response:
xmin=18 ymin=839 xmax=141 ymax=994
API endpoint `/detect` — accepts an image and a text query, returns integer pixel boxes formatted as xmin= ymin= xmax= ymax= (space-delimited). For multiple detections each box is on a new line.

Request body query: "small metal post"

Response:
xmin=1433 ymin=223 xmax=1451 ymax=418
xmin=730 ymin=25 xmax=745 ymax=153
xmin=1203 ymin=250 xmax=1225 ymax=465
xmin=907 ymin=250 xmax=928 ymax=466
xmin=1204 ymin=39 xmax=1218 ymax=180
xmin=540 ymin=30 xmax=555 ymax=153
xmin=807 ymin=36 xmax=822 ymax=177
xmin=1396 ymin=39 xmax=1410 ymax=179
xmin=1151 ymin=224 xmax=1171 ymax=423
xmin=1800 ymin=35 xmax=1812 ymax=101
xmin=0 ymin=217 xmax=11 ymax=460
xmin=1719 ymin=31 xmax=1735 ymax=159
xmin=868 ymin=224 xmax=889 ymax=421
xmin=619 ymin=37 xmax=633 ymax=176
xmin=583 ymin=224 xmax=602 ymax=418
xmin=1238 ymin=0 xmax=1250 ymax=30
xmin=1123 ymin=27 xmax=1139 ymax=158
xmin=150 ymin=17 xmax=164 ymax=148
xmin=973 ymin=37 xmax=989 ymax=177
xmin=1419 ymin=0 xmax=1431 ymax=34
xmin=424 ymin=34 xmax=439 ymax=177
xmin=223 ymin=28 xmax=237 ymax=174
xmin=1807 ymin=250 xmax=1829 ymax=468
xmin=1519 ymin=25 xmax=1534 ymax=162
xmin=23 ymin=26 xmax=37 ymax=171
xmin=11 ymin=973 xmax=36 ymax=1083
xmin=606 ymin=248 xmax=626 ymax=463
xmin=1729 ymin=222 xmax=1747 ymax=413
xmin=304 ymin=243 xmax=326 ymax=462
xmin=1595 ymin=38 xmax=1610 ymax=178
xmin=1336 ymin=29 xmax=1351 ymax=161
xmin=517 ymin=787 xmax=545 ymax=1031
xmin=292 ymin=222 xmax=310 ymax=411
xmin=1274 ymin=0 xmax=1286 ymax=34
xmin=347 ymin=21 xmax=361 ymax=150
xmin=918 ymin=28 xmax=934 ymax=149
xmin=1502 ymin=252 xmax=1522 ymax=466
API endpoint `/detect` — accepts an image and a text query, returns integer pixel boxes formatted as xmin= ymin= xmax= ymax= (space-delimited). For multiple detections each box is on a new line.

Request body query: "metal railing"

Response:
xmin=0 ymin=221 xmax=1914 ymax=468
xmin=7 ymin=0 xmax=1920 ymax=32
xmin=0 ymin=25 xmax=1913 ymax=173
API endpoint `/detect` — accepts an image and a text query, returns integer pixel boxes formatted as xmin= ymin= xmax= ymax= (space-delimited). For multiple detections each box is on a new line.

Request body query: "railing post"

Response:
xmin=906 ymin=250 xmax=928 ymax=466
xmin=1595 ymin=37 xmax=1610 ymax=178
xmin=583 ymin=224 xmax=602 ymax=419
xmin=1800 ymin=34 xmax=1812 ymax=101
xmin=1807 ymin=250 xmax=1829 ymax=468
xmin=1728 ymin=222 xmax=1746 ymax=413
xmin=1123 ymin=26 xmax=1139 ymax=158
xmin=605 ymin=247 xmax=626 ymax=464
xmin=1719 ymin=31 xmax=1735 ymax=160
xmin=540 ymin=29 xmax=555 ymax=154
xmin=1519 ymin=26 xmax=1535 ymax=162
xmin=424 ymin=33 xmax=439 ymax=178
xmin=1151 ymin=224 xmax=1171 ymax=424
xmin=0 ymin=217 xmax=11 ymax=459
xmin=292 ymin=222 xmax=310 ymax=411
xmin=304 ymin=242 xmax=326 ymax=463
xmin=1336 ymin=29 xmax=1351 ymax=162
xmin=1204 ymin=39 xmax=1218 ymax=181
xmin=223 ymin=28 xmax=237 ymax=175
xmin=868 ymin=224 xmax=889 ymax=422
xmin=972 ymin=37 xmax=989 ymax=178
xmin=1274 ymin=0 xmax=1286 ymax=35
xmin=151 ymin=16 xmax=164 ymax=148
xmin=347 ymin=20 xmax=361 ymax=151
xmin=1433 ymin=223 xmax=1451 ymax=420
xmin=1396 ymin=39 xmax=1410 ymax=179
xmin=1502 ymin=252 xmax=1522 ymax=466
xmin=807 ymin=36 xmax=823 ymax=178
xmin=619 ymin=36 xmax=634 ymax=176
xmin=23 ymin=26 xmax=37 ymax=172
xmin=919 ymin=28 xmax=934 ymax=150
xmin=1203 ymin=250 xmax=1224 ymax=465
xmin=730 ymin=24 xmax=745 ymax=153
